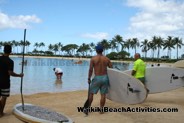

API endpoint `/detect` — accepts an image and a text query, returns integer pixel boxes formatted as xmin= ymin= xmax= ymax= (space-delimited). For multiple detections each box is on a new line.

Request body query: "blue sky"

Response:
xmin=1 ymin=0 xmax=184 ymax=57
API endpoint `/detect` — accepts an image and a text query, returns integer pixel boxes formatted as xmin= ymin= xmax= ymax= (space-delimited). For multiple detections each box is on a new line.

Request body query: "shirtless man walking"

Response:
xmin=87 ymin=44 xmax=112 ymax=113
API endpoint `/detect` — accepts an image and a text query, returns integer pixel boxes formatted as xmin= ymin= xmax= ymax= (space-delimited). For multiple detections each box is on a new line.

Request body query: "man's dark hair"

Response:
xmin=96 ymin=50 xmax=103 ymax=54
xmin=95 ymin=44 xmax=103 ymax=53
xmin=4 ymin=45 xmax=12 ymax=54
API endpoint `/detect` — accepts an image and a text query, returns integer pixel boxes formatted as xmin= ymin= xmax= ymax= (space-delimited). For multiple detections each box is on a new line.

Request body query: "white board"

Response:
xmin=148 ymin=63 xmax=170 ymax=67
xmin=13 ymin=103 xmax=73 ymax=123
xmin=124 ymin=67 xmax=184 ymax=94
xmin=172 ymin=60 xmax=184 ymax=68
xmin=106 ymin=68 xmax=148 ymax=104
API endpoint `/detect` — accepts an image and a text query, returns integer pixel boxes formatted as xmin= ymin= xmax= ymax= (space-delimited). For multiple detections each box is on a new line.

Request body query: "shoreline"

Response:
xmin=1 ymin=88 xmax=184 ymax=123
xmin=10 ymin=55 xmax=173 ymax=66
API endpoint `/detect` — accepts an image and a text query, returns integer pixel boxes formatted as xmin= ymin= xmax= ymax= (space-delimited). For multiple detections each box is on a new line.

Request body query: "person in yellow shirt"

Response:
xmin=131 ymin=53 xmax=146 ymax=84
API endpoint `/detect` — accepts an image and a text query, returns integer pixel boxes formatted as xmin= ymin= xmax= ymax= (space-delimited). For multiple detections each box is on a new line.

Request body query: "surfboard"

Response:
xmin=124 ymin=67 xmax=184 ymax=94
xmin=149 ymin=63 xmax=170 ymax=67
xmin=106 ymin=68 xmax=148 ymax=104
xmin=13 ymin=103 xmax=73 ymax=123
xmin=172 ymin=60 xmax=184 ymax=68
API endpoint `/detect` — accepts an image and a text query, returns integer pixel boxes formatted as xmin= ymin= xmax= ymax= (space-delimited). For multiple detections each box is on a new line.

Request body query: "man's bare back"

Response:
xmin=85 ymin=44 xmax=113 ymax=115
xmin=88 ymin=54 xmax=112 ymax=78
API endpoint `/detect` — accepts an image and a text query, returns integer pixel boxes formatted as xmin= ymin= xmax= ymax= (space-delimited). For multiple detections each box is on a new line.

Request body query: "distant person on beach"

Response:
xmin=53 ymin=68 xmax=63 ymax=80
xmin=74 ymin=60 xmax=82 ymax=64
xmin=86 ymin=44 xmax=112 ymax=114
xmin=0 ymin=45 xmax=24 ymax=117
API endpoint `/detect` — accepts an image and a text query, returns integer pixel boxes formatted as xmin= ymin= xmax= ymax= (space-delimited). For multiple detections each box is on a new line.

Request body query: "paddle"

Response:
xmin=83 ymin=83 xmax=90 ymax=115
xmin=20 ymin=29 xmax=26 ymax=111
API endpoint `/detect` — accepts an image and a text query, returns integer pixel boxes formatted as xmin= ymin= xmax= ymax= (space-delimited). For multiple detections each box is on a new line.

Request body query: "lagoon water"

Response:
xmin=10 ymin=57 xmax=134 ymax=95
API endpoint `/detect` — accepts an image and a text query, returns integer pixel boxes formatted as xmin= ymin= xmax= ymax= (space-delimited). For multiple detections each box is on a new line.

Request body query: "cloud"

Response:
xmin=0 ymin=12 xmax=42 ymax=30
xmin=126 ymin=0 xmax=184 ymax=40
xmin=81 ymin=32 xmax=109 ymax=40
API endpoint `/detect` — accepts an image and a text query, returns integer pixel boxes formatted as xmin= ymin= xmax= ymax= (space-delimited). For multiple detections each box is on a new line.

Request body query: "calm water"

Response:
xmin=10 ymin=57 xmax=135 ymax=95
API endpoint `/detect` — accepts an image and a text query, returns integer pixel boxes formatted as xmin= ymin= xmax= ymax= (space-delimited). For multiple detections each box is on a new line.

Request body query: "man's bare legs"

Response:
xmin=0 ymin=96 xmax=7 ymax=117
xmin=100 ymin=94 xmax=106 ymax=114
xmin=88 ymin=93 xmax=93 ymax=107
xmin=89 ymin=93 xmax=106 ymax=107
xmin=88 ymin=93 xmax=106 ymax=114
xmin=100 ymin=94 xmax=106 ymax=108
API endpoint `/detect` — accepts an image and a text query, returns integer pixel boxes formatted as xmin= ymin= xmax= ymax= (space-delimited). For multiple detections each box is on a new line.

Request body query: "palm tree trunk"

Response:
xmin=157 ymin=48 xmax=160 ymax=62
xmin=177 ymin=45 xmax=178 ymax=59
xmin=135 ymin=47 xmax=136 ymax=54
xmin=152 ymin=50 xmax=155 ymax=61
xmin=170 ymin=50 xmax=172 ymax=59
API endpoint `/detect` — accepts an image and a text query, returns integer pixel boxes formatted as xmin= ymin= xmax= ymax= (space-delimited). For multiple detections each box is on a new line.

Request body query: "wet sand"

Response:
xmin=0 ymin=87 xmax=184 ymax=123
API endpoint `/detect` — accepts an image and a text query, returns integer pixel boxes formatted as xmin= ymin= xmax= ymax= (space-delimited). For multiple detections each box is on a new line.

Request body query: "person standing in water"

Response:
xmin=53 ymin=68 xmax=63 ymax=80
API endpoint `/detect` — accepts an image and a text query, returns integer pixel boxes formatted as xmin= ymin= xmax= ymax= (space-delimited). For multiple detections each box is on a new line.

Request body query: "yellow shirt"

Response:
xmin=133 ymin=59 xmax=146 ymax=78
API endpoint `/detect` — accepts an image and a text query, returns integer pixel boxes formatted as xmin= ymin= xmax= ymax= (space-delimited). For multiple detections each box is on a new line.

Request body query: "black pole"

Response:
xmin=21 ymin=29 xmax=26 ymax=111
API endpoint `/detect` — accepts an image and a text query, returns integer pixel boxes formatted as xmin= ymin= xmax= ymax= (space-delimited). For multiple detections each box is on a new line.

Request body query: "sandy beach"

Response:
xmin=0 ymin=87 xmax=184 ymax=123
xmin=1 ymin=55 xmax=180 ymax=123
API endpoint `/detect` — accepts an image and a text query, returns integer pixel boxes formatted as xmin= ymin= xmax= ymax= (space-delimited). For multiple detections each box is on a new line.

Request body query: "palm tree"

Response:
xmin=34 ymin=42 xmax=39 ymax=51
xmin=131 ymin=38 xmax=139 ymax=54
xmin=32 ymin=48 xmax=38 ymax=54
xmin=14 ymin=41 xmax=20 ymax=53
xmin=19 ymin=40 xmax=25 ymax=53
xmin=11 ymin=40 xmax=17 ymax=53
xmin=124 ymin=39 xmax=131 ymax=55
xmin=148 ymin=41 xmax=156 ymax=60
xmin=53 ymin=44 xmax=59 ymax=55
xmin=77 ymin=43 xmax=90 ymax=57
xmin=112 ymin=35 xmax=124 ymax=52
xmin=39 ymin=42 xmax=45 ymax=51
xmin=163 ymin=36 xmax=175 ymax=59
xmin=70 ymin=44 xmax=78 ymax=56
xmin=140 ymin=39 xmax=149 ymax=58
xmin=151 ymin=36 xmax=163 ymax=61
xmin=48 ymin=44 xmax=53 ymax=51
xmin=89 ymin=42 xmax=95 ymax=56
xmin=25 ymin=40 xmax=31 ymax=53
xmin=173 ymin=37 xmax=183 ymax=59
xmin=57 ymin=42 xmax=63 ymax=55
xmin=109 ymin=39 xmax=117 ymax=52
xmin=99 ymin=39 xmax=110 ymax=55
